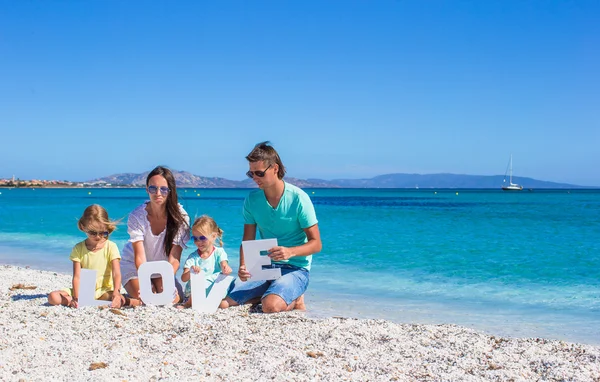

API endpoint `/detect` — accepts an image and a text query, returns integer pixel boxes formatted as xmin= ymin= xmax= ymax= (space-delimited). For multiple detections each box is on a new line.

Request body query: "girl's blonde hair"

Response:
xmin=192 ymin=215 xmax=224 ymax=247
xmin=77 ymin=204 xmax=118 ymax=234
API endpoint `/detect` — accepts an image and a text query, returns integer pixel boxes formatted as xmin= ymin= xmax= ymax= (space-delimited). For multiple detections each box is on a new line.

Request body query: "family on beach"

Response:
xmin=47 ymin=142 xmax=322 ymax=313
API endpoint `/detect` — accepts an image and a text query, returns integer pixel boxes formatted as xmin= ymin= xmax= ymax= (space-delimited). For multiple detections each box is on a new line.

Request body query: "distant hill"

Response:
xmin=326 ymin=173 xmax=587 ymax=189
xmin=89 ymin=171 xmax=592 ymax=189
xmin=89 ymin=171 xmax=335 ymax=188
xmin=90 ymin=171 xmax=241 ymax=188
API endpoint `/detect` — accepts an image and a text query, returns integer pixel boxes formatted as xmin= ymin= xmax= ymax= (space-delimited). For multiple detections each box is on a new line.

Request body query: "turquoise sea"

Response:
xmin=1 ymin=187 xmax=599 ymax=345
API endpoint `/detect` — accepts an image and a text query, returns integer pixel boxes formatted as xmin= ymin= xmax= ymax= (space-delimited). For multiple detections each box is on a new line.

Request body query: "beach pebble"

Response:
xmin=1 ymin=265 xmax=599 ymax=381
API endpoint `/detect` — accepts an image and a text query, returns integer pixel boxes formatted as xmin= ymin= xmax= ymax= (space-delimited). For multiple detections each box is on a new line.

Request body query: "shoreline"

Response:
xmin=2 ymin=265 xmax=599 ymax=381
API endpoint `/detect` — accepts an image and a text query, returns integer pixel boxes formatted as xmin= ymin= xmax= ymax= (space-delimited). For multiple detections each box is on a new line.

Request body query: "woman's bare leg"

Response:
xmin=124 ymin=279 xmax=141 ymax=299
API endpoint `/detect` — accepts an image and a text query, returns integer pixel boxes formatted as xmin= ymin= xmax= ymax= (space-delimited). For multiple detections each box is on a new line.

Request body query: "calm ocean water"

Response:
xmin=1 ymin=187 xmax=599 ymax=344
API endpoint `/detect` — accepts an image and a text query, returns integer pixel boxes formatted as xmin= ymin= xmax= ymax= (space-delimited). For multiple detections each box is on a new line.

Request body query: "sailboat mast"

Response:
xmin=509 ymin=154 xmax=513 ymax=184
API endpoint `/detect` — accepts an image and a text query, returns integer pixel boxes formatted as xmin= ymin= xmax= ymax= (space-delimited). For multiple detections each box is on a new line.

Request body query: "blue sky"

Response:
xmin=1 ymin=1 xmax=598 ymax=186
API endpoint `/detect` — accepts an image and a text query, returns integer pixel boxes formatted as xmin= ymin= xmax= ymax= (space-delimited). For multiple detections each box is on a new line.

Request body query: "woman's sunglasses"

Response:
xmin=147 ymin=185 xmax=170 ymax=196
xmin=246 ymin=164 xmax=272 ymax=179
xmin=87 ymin=230 xmax=109 ymax=238
xmin=191 ymin=235 xmax=209 ymax=242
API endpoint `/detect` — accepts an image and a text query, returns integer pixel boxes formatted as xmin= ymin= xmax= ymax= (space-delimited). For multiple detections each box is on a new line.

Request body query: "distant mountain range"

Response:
xmin=89 ymin=170 xmax=593 ymax=189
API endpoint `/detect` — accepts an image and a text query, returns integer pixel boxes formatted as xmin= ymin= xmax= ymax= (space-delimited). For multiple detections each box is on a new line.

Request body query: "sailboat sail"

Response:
xmin=502 ymin=154 xmax=523 ymax=191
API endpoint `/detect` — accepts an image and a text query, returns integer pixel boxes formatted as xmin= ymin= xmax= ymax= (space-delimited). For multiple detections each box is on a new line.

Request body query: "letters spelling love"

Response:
xmin=77 ymin=239 xmax=281 ymax=313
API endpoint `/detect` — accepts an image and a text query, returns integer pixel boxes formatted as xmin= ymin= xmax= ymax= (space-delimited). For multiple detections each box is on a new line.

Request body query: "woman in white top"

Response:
xmin=121 ymin=166 xmax=190 ymax=302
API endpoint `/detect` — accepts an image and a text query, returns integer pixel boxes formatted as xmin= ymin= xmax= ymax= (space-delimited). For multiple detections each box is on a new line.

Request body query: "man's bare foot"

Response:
xmin=294 ymin=294 xmax=306 ymax=311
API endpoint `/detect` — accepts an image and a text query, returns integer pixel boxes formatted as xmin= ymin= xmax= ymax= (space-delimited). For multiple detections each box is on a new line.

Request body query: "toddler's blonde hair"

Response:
xmin=192 ymin=215 xmax=224 ymax=247
xmin=77 ymin=204 xmax=118 ymax=234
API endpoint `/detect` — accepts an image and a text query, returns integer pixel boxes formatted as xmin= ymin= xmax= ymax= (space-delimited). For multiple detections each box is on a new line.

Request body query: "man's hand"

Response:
xmin=268 ymin=246 xmax=294 ymax=261
xmin=238 ymin=265 xmax=251 ymax=282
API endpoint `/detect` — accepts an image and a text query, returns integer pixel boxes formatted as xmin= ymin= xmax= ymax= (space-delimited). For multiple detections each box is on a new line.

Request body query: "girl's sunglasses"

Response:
xmin=148 ymin=185 xmax=170 ymax=195
xmin=191 ymin=235 xmax=208 ymax=242
xmin=87 ymin=230 xmax=109 ymax=238
xmin=246 ymin=164 xmax=272 ymax=179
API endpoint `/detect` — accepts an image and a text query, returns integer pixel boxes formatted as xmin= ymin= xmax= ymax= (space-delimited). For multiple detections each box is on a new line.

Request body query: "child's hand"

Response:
xmin=191 ymin=266 xmax=201 ymax=274
xmin=111 ymin=293 xmax=123 ymax=309
xmin=221 ymin=263 xmax=232 ymax=275
xmin=69 ymin=297 xmax=78 ymax=309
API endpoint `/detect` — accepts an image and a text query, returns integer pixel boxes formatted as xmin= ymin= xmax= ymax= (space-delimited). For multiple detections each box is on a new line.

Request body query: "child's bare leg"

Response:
xmin=219 ymin=297 xmax=237 ymax=309
xmin=183 ymin=296 xmax=192 ymax=308
xmin=219 ymin=298 xmax=232 ymax=309
xmin=48 ymin=290 xmax=72 ymax=306
xmin=98 ymin=292 xmax=125 ymax=309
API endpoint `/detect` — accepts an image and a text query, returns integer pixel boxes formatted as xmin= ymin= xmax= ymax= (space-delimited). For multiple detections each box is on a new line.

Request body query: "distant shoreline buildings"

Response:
xmin=0 ymin=178 xmax=127 ymax=188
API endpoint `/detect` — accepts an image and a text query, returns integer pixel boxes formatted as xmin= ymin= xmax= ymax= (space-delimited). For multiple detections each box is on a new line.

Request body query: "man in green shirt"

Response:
xmin=222 ymin=141 xmax=322 ymax=313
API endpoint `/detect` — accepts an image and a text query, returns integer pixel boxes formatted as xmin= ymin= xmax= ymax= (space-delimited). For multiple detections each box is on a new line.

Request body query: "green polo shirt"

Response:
xmin=243 ymin=182 xmax=318 ymax=270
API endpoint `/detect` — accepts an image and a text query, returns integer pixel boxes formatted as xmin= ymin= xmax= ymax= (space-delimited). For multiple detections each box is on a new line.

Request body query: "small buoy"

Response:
xmin=184 ymin=190 xmax=187 ymax=192
xmin=312 ymin=191 xmax=315 ymax=194
xmin=194 ymin=190 xmax=197 ymax=193
xmin=197 ymin=193 xmax=200 ymax=197
xmin=434 ymin=192 xmax=437 ymax=195
xmin=88 ymin=191 xmax=92 ymax=195
xmin=455 ymin=192 xmax=459 ymax=195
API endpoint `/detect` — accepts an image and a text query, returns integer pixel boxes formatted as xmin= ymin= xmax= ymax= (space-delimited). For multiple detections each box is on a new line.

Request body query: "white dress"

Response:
xmin=121 ymin=201 xmax=190 ymax=285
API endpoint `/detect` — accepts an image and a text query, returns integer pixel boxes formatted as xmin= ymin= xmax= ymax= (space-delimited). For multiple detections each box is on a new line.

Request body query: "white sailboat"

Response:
xmin=502 ymin=154 xmax=523 ymax=191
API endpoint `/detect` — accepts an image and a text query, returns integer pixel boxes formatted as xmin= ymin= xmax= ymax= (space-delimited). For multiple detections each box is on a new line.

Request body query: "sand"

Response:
xmin=1 ymin=265 xmax=599 ymax=381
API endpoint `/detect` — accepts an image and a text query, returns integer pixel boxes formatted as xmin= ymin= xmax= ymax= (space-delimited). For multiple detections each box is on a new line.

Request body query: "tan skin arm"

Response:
xmin=181 ymin=268 xmax=192 ymax=283
xmin=70 ymin=261 xmax=82 ymax=308
xmin=238 ymin=223 xmax=322 ymax=281
xmin=237 ymin=224 xmax=257 ymax=280
xmin=167 ymin=244 xmax=183 ymax=274
xmin=268 ymin=224 xmax=322 ymax=261
xmin=220 ymin=260 xmax=232 ymax=274
xmin=132 ymin=241 xmax=147 ymax=269
xmin=110 ymin=258 xmax=122 ymax=307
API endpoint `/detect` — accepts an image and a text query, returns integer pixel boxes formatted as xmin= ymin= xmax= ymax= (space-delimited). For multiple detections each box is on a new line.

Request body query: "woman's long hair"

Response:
xmin=146 ymin=166 xmax=188 ymax=256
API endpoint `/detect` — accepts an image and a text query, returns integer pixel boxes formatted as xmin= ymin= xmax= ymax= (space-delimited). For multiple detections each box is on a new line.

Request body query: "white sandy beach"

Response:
xmin=1 ymin=265 xmax=599 ymax=381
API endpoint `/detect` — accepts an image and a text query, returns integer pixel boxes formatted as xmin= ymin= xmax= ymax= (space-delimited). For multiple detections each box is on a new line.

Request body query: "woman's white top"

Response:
xmin=121 ymin=202 xmax=190 ymax=272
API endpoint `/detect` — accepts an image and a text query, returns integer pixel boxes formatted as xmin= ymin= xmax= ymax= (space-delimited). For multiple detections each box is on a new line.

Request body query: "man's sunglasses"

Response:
xmin=191 ymin=235 xmax=208 ymax=242
xmin=246 ymin=164 xmax=272 ymax=179
xmin=147 ymin=185 xmax=170 ymax=195
xmin=87 ymin=230 xmax=109 ymax=238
